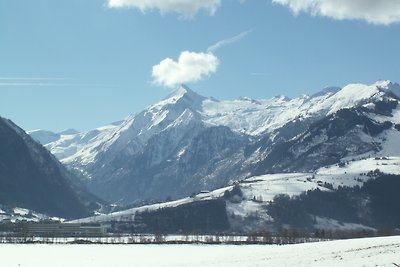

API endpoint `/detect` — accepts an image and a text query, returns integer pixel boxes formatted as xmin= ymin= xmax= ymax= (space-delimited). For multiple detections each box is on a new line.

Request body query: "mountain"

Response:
xmin=28 ymin=129 xmax=61 ymax=145
xmin=31 ymin=81 xmax=400 ymax=207
xmin=249 ymin=80 xmax=400 ymax=175
xmin=0 ymin=117 xmax=103 ymax=219
xmin=69 ymin=86 xmax=249 ymax=204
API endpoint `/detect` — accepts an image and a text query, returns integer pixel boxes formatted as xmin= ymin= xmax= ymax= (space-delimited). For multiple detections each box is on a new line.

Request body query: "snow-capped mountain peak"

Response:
xmin=168 ymin=84 xmax=197 ymax=98
xmin=375 ymin=79 xmax=395 ymax=90
xmin=57 ymin=85 xmax=208 ymax=168
xmin=374 ymin=80 xmax=400 ymax=98
xmin=310 ymin=86 xmax=341 ymax=99
xmin=306 ymin=81 xmax=398 ymax=116
xmin=152 ymin=84 xmax=207 ymax=112
xmin=272 ymin=94 xmax=291 ymax=101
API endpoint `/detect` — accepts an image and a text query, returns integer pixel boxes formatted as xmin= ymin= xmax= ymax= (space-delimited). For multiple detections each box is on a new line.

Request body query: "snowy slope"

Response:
xmin=75 ymin=155 xmax=400 ymax=231
xmin=228 ymin=156 xmax=400 ymax=231
xmin=238 ymin=156 xmax=400 ymax=202
xmin=0 ymin=207 xmax=63 ymax=222
xmin=42 ymin=123 xmax=121 ymax=166
xmin=71 ymin=186 xmax=232 ymax=223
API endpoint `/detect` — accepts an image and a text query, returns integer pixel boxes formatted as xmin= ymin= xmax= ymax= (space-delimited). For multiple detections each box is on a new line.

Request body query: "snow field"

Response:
xmin=1 ymin=236 xmax=399 ymax=267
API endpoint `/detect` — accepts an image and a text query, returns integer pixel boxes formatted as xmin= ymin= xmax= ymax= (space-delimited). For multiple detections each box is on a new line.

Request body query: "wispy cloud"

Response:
xmin=273 ymin=0 xmax=400 ymax=25
xmin=0 ymin=82 xmax=65 ymax=86
xmin=0 ymin=83 xmax=83 ymax=87
xmin=0 ymin=77 xmax=124 ymax=88
xmin=0 ymin=82 xmax=127 ymax=88
xmin=0 ymin=77 xmax=70 ymax=87
xmin=208 ymin=30 xmax=253 ymax=52
xmin=0 ymin=77 xmax=67 ymax=81
xmin=107 ymin=0 xmax=221 ymax=18
xmin=250 ymin=72 xmax=267 ymax=76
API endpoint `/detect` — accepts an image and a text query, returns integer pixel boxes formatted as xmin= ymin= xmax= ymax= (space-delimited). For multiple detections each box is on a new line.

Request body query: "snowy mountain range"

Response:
xmin=29 ymin=80 xmax=400 ymax=208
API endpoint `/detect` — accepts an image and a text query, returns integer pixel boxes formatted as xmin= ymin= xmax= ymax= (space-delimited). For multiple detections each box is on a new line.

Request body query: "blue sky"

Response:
xmin=1 ymin=0 xmax=400 ymax=132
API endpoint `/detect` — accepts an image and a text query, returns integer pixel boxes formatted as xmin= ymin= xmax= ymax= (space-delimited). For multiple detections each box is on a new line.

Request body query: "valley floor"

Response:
xmin=1 ymin=236 xmax=399 ymax=267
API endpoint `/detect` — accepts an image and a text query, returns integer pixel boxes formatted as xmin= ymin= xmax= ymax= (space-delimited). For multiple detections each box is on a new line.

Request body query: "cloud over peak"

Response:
xmin=107 ymin=0 xmax=221 ymax=18
xmin=152 ymin=51 xmax=219 ymax=88
xmin=273 ymin=0 xmax=400 ymax=25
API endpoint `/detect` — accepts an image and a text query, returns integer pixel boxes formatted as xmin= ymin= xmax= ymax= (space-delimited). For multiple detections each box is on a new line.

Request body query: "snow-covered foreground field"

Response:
xmin=2 ymin=236 xmax=400 ymax=267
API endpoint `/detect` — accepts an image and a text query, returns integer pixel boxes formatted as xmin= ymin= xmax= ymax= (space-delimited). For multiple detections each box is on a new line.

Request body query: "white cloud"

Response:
xmin=273 ymin=0 xmax=400 ymax=25
xmin=152 ymin=51 xmax=219 ymax=88
xmin=107 ymin=0 xmax=221 ymax=18
xmin=208 ymin=30 xmax=252 ymax=52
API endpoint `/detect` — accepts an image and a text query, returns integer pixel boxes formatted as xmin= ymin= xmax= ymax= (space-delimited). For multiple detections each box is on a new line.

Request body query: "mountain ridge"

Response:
xmin=29 ymin=80 xmax=400 ymax=205
xmin=0 ymin=117 xmax=104 ymax=219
